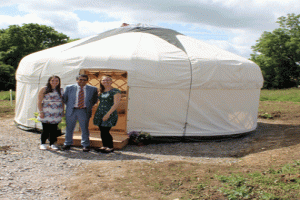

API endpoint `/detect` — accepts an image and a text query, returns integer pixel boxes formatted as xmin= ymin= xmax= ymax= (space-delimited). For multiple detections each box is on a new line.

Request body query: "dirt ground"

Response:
xmin=60 ymin=108 xmax=300 ymax=199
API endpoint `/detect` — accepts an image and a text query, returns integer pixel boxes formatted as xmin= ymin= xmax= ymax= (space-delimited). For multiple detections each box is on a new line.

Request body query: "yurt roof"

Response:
xmin=16 ymin=23 xmax=263 ymax=90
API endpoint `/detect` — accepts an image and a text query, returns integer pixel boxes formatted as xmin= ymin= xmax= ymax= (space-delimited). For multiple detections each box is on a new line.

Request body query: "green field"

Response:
xmin=260 ymin=88 xmax=300 ymax=102
xmin=0 ymin=91 xmax=15 ymax=118
xmin=0 ymin=90 xmax=15 ymax=100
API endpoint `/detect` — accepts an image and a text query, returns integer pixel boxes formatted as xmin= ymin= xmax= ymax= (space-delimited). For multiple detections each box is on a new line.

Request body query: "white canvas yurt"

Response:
xmin=15 ymin=23 xmax=263 ymax=137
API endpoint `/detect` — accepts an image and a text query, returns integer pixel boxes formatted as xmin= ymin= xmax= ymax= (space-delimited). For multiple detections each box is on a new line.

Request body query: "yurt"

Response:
xmin=15 ymin=23 xmax=263 ymax=137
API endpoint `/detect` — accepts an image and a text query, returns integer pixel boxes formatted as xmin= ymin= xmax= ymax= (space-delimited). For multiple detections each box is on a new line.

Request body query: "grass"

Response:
xmin=260 ymin=88 xmax=300 ymax=102
xmin=0 ymin=90 xmax=15 ymax=100
xmin=143 ymin=161 xmax=300 ymax=199
xmin=258 ymin=88 xmax=300 ymax=121
xmin=216 ymin=160 xmax=300 ymax=199
xmin=0 ymin=91 xmax=15 ymax=118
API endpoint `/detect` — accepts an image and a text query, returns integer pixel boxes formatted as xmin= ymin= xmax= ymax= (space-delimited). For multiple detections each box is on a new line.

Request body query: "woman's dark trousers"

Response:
xmin=41 ymin=123 xmax=58 ymax=145
xmin=99 ymin=126 xmax=113 ymax=148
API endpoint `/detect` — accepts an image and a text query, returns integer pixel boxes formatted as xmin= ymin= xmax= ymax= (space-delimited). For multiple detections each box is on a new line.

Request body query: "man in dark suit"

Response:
xmin=62 ymin=74 xmax=98 ymax=152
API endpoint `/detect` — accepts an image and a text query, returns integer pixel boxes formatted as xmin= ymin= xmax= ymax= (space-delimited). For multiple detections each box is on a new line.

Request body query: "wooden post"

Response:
xmin=10 ymin=89 xmax=13 ymax=106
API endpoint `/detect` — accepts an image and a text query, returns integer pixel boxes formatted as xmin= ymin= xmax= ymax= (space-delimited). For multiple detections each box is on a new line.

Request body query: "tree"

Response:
xmin=251 ymin=13 xmax=300 ymax=89
xmin=68 ymin=38 xmax=80 ymax=43
xmin=0 ymin=62 xmax=15 ymax=91
xmin=0 ymin=23 xmax=70 ymax=90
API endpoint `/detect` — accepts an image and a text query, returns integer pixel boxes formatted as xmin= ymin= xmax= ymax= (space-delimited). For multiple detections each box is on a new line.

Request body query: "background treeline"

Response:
xmin=251 ymin=13 xmax=300 ymax=89
xmin=1 ymin=14 xmax=300 ymax=91
xmin=0 ymin=23 xmax=77 ymax=91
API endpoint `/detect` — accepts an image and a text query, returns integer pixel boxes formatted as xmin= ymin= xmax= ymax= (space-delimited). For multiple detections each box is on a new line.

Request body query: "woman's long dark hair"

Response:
xmin=44 ymin=75 xmax=62 ymax=96
xmin=100 ymin=75 xmax=112 ymax=94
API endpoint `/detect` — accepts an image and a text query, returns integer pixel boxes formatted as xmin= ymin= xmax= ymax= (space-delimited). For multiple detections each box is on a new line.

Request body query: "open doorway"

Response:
xmin=57 ymin=69 xmax=129 ymax=149
xmin=80 ymin=69 xmax=129 ymax=149
xmin=80 ymin=69 xmax=128 ymax=135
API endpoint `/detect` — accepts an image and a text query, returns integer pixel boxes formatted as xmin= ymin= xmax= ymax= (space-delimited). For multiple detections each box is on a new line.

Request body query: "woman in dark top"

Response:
xmin=93 ymin=75 xmax=121 ymax=153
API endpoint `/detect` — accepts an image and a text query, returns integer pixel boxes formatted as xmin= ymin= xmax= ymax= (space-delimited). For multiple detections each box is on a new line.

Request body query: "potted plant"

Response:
xmin=128 ymin=131 xmax=152 ymax=146
xmin=29 ymin=112 xmax=67 ymax=135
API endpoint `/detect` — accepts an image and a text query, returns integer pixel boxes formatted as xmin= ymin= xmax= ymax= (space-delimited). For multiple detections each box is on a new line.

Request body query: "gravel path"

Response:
xmin=1 ymin=118 xmax=254 ymax=200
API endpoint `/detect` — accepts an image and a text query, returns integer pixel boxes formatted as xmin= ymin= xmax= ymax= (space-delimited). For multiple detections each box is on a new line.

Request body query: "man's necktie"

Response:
xmin=78 ymin=87 xmax=84 ymax=108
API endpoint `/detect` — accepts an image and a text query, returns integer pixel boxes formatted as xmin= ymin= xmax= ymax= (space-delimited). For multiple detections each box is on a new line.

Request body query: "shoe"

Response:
xmin=102 ymin=148 xmax=114 ymax=154
xmin=40 ymin=144 xmax=47 ymax=150
xmin=83 ymin=146 xmax=90 ymax=152
xmin=50 ymin=144 xmax=59 ymax=150
xmin=95 ymin=147 xmax=106 ymax=152
xmin=62 ymin=145 xmax=71 ymax=151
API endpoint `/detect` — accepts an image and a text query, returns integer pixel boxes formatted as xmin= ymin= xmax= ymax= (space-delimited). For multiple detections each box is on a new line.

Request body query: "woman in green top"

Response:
xmin=93 ymin=75 xmax=121 ymax=153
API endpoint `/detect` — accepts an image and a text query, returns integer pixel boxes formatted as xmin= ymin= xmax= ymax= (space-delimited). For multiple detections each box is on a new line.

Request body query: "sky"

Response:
xmin=0 ymin=0 xmax=299 ymax=59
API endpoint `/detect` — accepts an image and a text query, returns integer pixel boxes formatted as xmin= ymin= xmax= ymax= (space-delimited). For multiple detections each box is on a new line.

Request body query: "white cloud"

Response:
xmin=207 ymin=39 xmax=252 ymax=58
xmin=75 ymin=21 xmax=123 ymax=38
xmin=38 ymin=12 xmax=80 ymax=32
xmin=0 ymin=13 xmax=48 ymax=27
xmin=1 ymin=0 xmax=300 ymax=58
xmin=201 ymin=27 xmax=265 ymax=58
xmin=9 ymin=0 xmax=298 ymax=31
xmin=0 ymin=1 xmax=16 ymax=7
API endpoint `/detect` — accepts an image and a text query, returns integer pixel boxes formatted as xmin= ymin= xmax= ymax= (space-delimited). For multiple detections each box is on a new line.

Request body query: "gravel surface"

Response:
xmin=1 ymin=118 xmax=253 ymax=200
